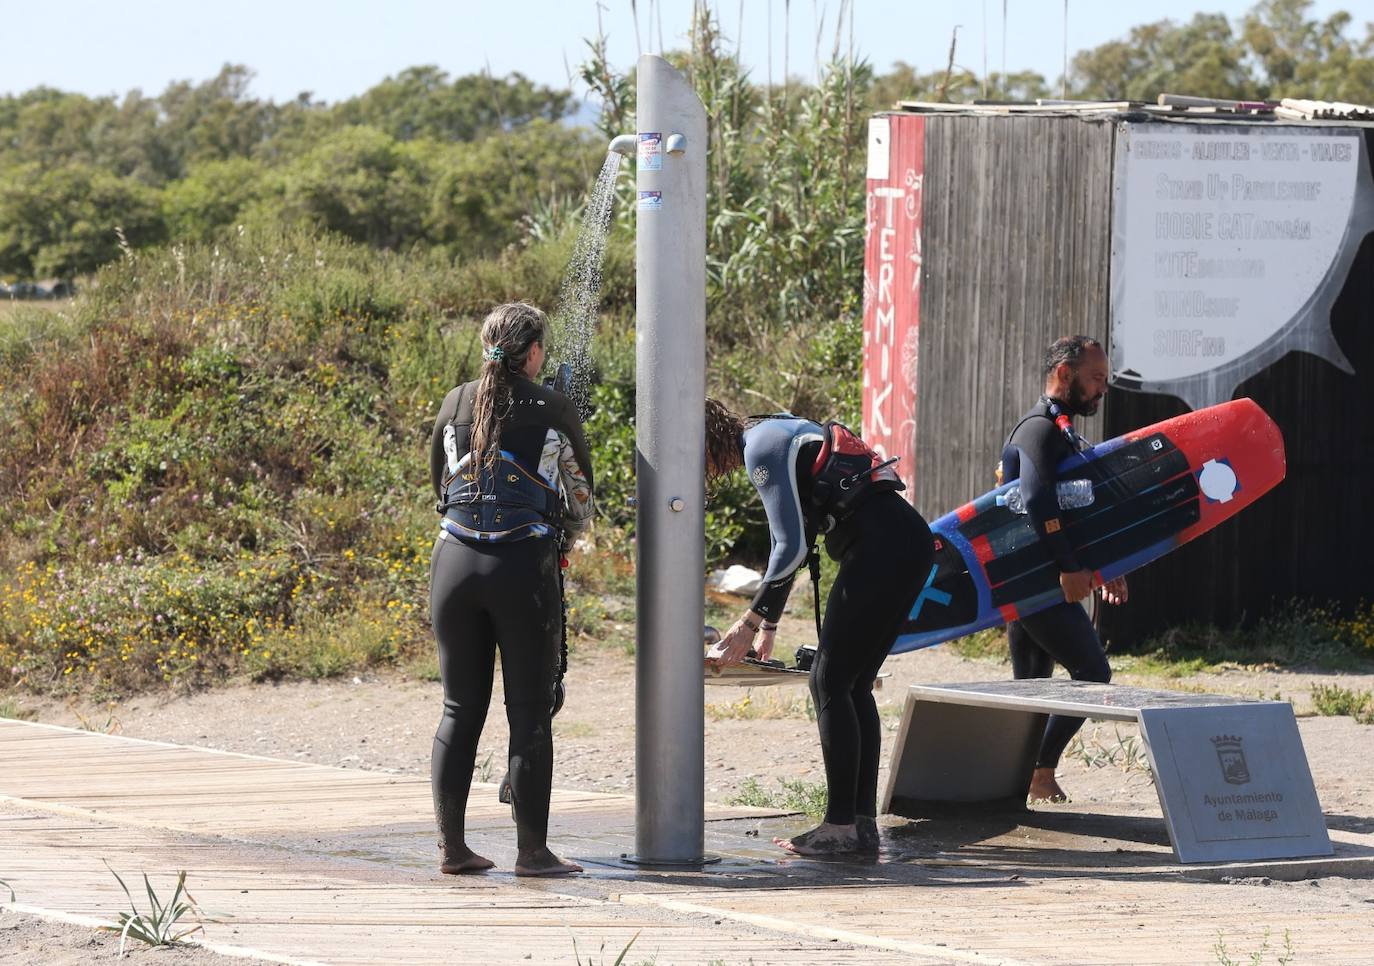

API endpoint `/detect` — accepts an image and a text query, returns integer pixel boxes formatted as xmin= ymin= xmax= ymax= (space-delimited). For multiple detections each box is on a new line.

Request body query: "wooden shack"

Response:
xmin=860 ymin=102 xmax=1374 ymax=644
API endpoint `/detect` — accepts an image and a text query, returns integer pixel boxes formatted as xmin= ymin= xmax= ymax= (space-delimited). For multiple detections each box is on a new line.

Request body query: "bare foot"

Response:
xmin=1028 ymin=766 xmax=1068 ymax=803
xmin=514 ymin=847 xmax=583 ymax=877
xmin=855 ymin=815 xmax=881 ymax=852
xmin=439 ymin=847 xmax=495 ymax=874
xmin=773 ymin=822 xmax=860 ymax=855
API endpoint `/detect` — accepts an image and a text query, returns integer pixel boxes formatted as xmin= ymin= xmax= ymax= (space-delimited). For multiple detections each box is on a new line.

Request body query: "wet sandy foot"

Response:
xmin=773 ymin=821 xmax=861 ymax=855
xmin=514 ymin=847 xmax=583 ymax=876
xmin=439 ymin=848 xmax=496 ymax=874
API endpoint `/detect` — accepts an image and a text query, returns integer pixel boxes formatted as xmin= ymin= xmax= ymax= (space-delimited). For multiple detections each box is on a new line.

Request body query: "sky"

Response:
xmin=0 ymin=0 xmax=1361 ymax=106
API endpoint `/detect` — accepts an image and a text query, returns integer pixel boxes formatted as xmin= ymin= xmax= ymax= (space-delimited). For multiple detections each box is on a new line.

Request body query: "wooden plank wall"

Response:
xmin=914 ymin=113 xmax=1115 ymax=518
xmin=913 ymin=114 xmax=1373 ymax=643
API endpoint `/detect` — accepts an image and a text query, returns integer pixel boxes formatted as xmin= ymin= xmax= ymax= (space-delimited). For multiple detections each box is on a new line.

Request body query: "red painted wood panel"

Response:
xmin=862 ymin=114 xmax=924 ymax=497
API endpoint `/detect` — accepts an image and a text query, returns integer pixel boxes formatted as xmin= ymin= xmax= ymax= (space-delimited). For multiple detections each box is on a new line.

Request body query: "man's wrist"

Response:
xmin=740 ymin=614 xmax=761 ymax=632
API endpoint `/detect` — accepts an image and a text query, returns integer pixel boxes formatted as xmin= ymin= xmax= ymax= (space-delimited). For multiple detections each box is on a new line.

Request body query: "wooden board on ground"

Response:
xmin=705 ymin=657 xmax=811 ymax=687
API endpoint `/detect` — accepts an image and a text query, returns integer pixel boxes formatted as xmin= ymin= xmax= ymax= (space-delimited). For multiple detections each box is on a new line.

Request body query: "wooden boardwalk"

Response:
xmin=3 ymin=718 xmax=1373 ymax=965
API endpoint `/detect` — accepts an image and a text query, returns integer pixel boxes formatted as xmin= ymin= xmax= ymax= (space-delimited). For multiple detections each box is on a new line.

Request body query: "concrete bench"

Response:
xmin=881 ymin=679 xmax=1332 ymax=863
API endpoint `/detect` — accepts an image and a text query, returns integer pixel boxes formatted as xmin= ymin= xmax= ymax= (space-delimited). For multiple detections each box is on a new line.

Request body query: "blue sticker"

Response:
xmin=637 ymin=190 xmax=663 ymax=211
xmin=1197 ymin=457 xmax=1240 ymax=503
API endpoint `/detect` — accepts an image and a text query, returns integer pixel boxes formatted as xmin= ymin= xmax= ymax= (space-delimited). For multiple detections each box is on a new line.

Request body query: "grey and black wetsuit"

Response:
xmin=428 ymin=375 xmax=594 ymax=857
xmin=742 ymin=417 xmax=933 ymax=825
xmin=1000 ymin=397 xmax=1111 ymax=769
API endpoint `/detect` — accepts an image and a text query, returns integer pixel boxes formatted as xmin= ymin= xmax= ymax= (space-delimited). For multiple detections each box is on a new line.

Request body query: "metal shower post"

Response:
xmin=630 ymin=53 xmax=709 ymax=865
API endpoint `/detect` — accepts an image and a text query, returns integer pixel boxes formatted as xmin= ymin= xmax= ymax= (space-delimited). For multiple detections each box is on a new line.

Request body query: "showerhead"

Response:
xmin=608 ymin=134 xmax=637 ymax=157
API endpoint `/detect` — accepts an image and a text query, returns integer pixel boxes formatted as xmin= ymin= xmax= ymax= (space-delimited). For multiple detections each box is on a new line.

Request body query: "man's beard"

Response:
xmin=1068 ymin=382 xmax=1103 ymax=417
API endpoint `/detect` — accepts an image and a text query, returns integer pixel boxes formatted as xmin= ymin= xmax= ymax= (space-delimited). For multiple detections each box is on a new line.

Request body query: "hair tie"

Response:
xmin=483 ymin=345 xmax=505 ymax=363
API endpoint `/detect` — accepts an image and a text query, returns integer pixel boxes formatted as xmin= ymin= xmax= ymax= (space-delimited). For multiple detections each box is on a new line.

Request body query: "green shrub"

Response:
xmin=0 ymin=302 xmax=90 ymax=366
xmin=729 ymin=776 xmax=828 ymax=819
xmin=1134 ymin=601 xmax=1374 ymax=669
xmin=1310 ymin=684 xmax=1374 ymax=724
xmin=948 ymin=628 xmax=1010 ymax=662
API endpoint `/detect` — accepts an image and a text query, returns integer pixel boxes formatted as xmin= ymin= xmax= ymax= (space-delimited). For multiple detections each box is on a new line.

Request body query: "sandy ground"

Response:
xmin=6 ymin=630 xmax=1374 ymax=964
xmin=0 ymin=910 xmax=268 ymax=965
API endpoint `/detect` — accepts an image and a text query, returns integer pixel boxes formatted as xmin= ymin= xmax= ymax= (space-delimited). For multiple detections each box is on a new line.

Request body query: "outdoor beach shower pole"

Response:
xmin=628 ymin=54 xmax=709 ymax=865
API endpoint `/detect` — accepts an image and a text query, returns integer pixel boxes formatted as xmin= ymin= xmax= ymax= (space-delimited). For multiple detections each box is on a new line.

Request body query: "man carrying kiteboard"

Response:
xmin=999 ymin=335 xmax=1128 ymax=803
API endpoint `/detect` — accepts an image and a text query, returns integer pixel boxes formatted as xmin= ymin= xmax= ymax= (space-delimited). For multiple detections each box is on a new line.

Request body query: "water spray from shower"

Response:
xmin=546 ymin=137 xmax=638 ymax=419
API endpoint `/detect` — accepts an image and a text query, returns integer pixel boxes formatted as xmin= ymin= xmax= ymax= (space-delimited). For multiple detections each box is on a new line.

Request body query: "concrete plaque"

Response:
xmin=1139 ymin=704 xmax=1332 ymax=863
xmin=910 ymin=680 xmax=1255 ymax=718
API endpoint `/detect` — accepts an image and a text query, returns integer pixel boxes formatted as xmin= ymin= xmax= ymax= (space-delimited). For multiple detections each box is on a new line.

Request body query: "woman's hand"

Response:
xmin=706 ymin=614 xmax=761 ymax=667
xmin=755 ymin=624 xmax=778 ymax=662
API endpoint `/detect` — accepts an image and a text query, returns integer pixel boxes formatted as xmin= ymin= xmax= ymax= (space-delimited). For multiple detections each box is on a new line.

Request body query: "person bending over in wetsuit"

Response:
xmin=1000 ymin=335 xmax=1127 ymax=803
xmin=428 ymin=302 xmax=595 ymax=876
xmin=704 ymin=399 xmax=934 ymax=855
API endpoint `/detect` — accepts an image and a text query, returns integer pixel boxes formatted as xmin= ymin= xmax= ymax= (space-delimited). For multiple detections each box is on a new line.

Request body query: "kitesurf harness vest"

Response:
xmin=801 ymin=420 xmax=904 ymax=649
xmin=808 ymin=420 xmax=905 ymax=528
xmin=435 ymin=384 xmax=564 ymax=543
xmin=436 ymin=455 xmax=564 ymax=542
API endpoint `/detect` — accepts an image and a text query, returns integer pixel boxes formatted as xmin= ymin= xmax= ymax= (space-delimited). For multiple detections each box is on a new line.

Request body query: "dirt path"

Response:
xmin=16 ymin=637 xmax=1374 ymax=814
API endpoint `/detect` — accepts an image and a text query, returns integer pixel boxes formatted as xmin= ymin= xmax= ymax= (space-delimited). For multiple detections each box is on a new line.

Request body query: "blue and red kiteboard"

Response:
xmin=890 ymin=398 xmax=1286 ymax=655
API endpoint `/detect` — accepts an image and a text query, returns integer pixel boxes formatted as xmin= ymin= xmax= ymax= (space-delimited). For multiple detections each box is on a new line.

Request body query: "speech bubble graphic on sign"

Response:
xmin=1109 ymin=122 xmax=1372 ymax=410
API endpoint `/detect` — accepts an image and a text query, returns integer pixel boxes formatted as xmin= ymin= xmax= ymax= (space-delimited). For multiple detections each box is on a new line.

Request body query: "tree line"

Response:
xmin=0 ymin=0 xmax=1369 ymax=283
xmin=876 ymin=1 xmax=1374 ymax=112
xmin=0 ymin=65 xmax=593 ymax=279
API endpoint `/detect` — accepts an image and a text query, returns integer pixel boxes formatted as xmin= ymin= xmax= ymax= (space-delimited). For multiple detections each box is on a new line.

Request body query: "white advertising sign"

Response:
xmin=1110 ymin=123 xmax=1370 ymax=409
xmin=866 ymin=116 xmax=891 ymax=181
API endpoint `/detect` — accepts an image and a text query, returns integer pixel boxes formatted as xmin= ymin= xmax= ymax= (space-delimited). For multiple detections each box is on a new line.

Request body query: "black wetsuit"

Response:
xmin=813 ymin=494 xmax=933 ymax=822
xmin=1000 ymin=398 xmax=1111 ymax=769
xmin=428 ymin=376 xmax=594 ymax=857
xmin=742 ymin=417 xmax=933 ymax=826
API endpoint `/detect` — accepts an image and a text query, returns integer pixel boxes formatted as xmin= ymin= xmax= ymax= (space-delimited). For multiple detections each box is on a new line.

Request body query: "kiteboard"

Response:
xmin=891 ymin=397 xmax=1286 ymax=654
xmin=705 ymin=656 xmax=811 ymax=687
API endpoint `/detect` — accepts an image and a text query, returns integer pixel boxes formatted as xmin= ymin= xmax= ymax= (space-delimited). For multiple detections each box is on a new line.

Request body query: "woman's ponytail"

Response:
xmin=469 ymin=302 xmax=547 ymax=473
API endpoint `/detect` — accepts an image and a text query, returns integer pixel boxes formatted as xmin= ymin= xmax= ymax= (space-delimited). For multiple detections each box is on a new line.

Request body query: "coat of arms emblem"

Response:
xmin=1211 ymin=735 xmax=1251 ymax=785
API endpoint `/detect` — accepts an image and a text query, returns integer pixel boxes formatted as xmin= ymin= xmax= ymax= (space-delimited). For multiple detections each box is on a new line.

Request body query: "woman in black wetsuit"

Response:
xmin=703 ymin=399 xmax=934 ymax=855
xmin=428 ymin=302 xmax=594 ymax=876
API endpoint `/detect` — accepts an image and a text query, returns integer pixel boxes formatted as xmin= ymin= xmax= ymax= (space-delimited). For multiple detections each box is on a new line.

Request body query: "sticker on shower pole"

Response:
xmin=637 ymin=191 xmax=663 ymax=212
xmin=638 ymin=132 xmax=663 ymax=170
